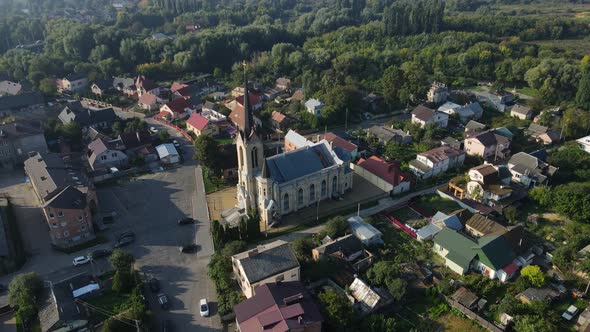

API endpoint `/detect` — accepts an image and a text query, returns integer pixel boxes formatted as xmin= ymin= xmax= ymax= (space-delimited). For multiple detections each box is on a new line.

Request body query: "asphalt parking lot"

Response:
xmin=96 ymin=149 xmax=219 ymax=331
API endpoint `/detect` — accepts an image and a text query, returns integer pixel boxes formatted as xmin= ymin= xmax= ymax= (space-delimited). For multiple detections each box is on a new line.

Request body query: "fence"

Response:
xmin=384 ymin=213 xmax=417 ymax=239
xmin=155 ymin=118 xmax=195 ymax=144
xmin=445 ymin=296 xmax=505 ymax=332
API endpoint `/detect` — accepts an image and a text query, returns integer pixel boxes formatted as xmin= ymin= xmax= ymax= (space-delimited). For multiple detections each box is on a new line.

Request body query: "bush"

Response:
xmin=112 ymin=271 xmax=134 ymax=294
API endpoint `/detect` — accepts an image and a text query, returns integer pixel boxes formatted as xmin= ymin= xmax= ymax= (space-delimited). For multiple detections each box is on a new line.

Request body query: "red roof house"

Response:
xmin=355 ymin=156 xmax=411 ymax=194
xmin=322 ymin=132 xmax=358 ymax=158
xmin=159 ymin=98 xmax=193 ymax=120
xmin=186 ymin=112 xmax=219 ymax=137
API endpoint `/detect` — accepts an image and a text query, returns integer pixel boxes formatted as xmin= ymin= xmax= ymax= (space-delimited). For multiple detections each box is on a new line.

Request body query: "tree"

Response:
xmin=194 ymin=134 xmax=219 ymax=170
xmin=159 ymin=130 xmax=170 ymax=141
xmin=503 ymin=206 xmax=520 ymax=224
xmin=577 ymin=65 xmax=590 ymax=111
xmin=381 ymin=65 xmax=404 ymax=107
xmin=292 ymin=237 xmax=314 ymax=263
xmin=39 ymin=77 xmax=57 ymax=95
xmin=110 ymin=249 xmax=135 ymax=272
xmin=8 ymin=272 xmax=42 ymax=308
xmin=317 ymin=289 xmax=355 ymax=331
xmin=385 ymin=278 xmax=407 ymax=301
xmin=112 ymin=270 xmax=134 ymax=294
xmin=514 ymin=315 xmax=554 ymax=332
xmin=360 ymin=314 xmax=398 ymax=332
xmin=520 ymin=265 xmax=545 ymax=288
xmin=324 ymin=216 xmax=349 ymax=238
xmin=211 ymin=220 xmax=225 ymax=250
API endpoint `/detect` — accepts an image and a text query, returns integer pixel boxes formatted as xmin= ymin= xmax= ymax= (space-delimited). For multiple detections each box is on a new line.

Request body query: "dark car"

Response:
xmin=118 ymin=231 xmax=135 ymax=240
xmin=177 ymin=217 xmax=194 ymax=225
xmin=149 ymin=278 xmax=160 ymax=292
xmin=90 ymin=249 xmax=111 ymax=260
xmin=114 ymin=236 xmax=135 ymax=248
xmin=162 ymin=319 xmax=173 ymax=332
xmin=179 ymin=244 xmax=198 ymax=253
xmin=157 ymin=293 xmax=170 ymax=309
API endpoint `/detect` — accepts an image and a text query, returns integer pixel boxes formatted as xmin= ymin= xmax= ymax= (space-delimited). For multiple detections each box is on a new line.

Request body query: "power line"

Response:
xmin=75 ymin=298 xmax=140 ymax=330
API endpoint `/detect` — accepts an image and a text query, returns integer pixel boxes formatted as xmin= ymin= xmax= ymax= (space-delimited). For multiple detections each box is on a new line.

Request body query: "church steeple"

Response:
xmin=241 ymin=61 xmax=255 ymax=139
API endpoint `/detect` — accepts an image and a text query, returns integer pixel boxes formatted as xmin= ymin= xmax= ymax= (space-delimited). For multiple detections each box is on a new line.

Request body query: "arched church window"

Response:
xmin=239 ymin=147 xmax=245 ymax=168
xmin=309 ymin=184 xmax=315 ymax=202
xmin=251 ymin=147 xmax=259 ymax=168
xmin=321 ymin=180 xmax=327 ymax=197
xmin=297 ymin=188 xmax=303 ymax=207
xmin=283 ymin=193 xmax=289 ymax=211
xmin=332 ymin=176 xmax=338 ymax=193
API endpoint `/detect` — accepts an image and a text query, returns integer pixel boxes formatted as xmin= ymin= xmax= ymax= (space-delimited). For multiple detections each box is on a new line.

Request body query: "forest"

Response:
xmin=1 ymin=0 xmax=590 ymax=124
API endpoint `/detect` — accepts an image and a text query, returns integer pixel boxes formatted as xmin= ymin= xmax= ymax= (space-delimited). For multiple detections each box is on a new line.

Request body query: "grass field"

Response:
xmin=437 ymin=313 xmax=486 ymax=332
xmin=412 ymin=195 xmax=461 ymax=217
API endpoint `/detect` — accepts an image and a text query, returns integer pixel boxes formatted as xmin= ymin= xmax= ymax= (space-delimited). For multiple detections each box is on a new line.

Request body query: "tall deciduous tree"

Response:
xmin=194 ymin=135 xmax=219 ymax=171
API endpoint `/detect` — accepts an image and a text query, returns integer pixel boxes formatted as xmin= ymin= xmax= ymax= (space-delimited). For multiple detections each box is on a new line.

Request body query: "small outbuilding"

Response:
xmin=156 ymin=143 xmax=180 ymax=164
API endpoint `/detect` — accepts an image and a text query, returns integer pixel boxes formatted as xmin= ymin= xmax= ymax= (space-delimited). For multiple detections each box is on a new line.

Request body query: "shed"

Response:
xmin=348 ymin=216 xmax=383 ymax=246
xmin=156 ymin=143 xmax=180 ymax=164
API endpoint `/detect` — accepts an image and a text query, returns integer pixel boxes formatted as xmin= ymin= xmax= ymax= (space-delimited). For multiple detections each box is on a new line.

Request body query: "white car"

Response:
xmin=199 ymin=298 xmax=209 ymax=317
xmin=172 ymin=140 xmax=180 ymax=147
xmin=73 ymin=256 xmax=90 ymax=266
xmin=149 ymin=126 xmax=159 ymax=134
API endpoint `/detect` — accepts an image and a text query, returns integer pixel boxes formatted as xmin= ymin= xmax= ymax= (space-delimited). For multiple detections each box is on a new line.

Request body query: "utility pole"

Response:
xmin=316 ymin=199 xmax=320 ymax=223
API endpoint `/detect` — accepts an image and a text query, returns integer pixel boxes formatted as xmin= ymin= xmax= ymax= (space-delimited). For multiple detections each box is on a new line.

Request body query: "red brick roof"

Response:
xmin=271 ymin=111 xmax=287 ymax=124
xmin=235 ymin=93 xmax=261 ymax=107
xmin=357 ymin=156 xmax=408 ymax=186
xmin=170 ymin=82 xmax=188 ymax=93
xmin=164 ymin=98 xmax=192 ymax=114
xmin=323 ymin=132 xmax=357 ymax=153
xmin=138 ymin=93 xmax=157 ymax=106
xmin=187 ymin=112 xmax=209 ymax=131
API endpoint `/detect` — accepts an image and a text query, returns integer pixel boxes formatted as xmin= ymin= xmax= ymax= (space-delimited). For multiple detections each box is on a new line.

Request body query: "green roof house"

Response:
xmin=433 ymin=227 xmax=521 ymax=282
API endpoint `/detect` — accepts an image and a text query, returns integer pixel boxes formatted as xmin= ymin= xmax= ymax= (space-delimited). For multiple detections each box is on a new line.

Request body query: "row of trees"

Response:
xmin=207 ymin=241 xmax=246 ymax=316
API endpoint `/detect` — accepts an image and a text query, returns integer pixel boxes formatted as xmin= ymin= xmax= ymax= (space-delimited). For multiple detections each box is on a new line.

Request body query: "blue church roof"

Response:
xmin=265 ymin=143 xmax=336 ymax=183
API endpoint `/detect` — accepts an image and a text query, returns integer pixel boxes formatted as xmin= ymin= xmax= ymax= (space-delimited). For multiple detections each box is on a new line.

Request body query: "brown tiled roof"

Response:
xmin=323 ymin=132 xmax=357 ymax=153
xmin=419 ymin=146 xmax=465 ymax=163
xmin=470 ymin=164 xmax=497 ymax=177
xmin=412 ymin=105 xmax=436 ymax=121
xmin=466 ymin=214 xmax=506 ymax=235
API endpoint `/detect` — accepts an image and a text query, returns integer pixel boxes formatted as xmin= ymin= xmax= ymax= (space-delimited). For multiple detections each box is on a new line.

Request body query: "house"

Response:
xmin=349 ymin=277 xmax=392 ymax=314
xmin=312 ymin=234 xmax=364 ymax=262
xmin=112 ymin=77 xmax=136 ymax=96
xmin=411 ymin=105 xmax=449 ymax=128
xmin=87 ymin=138 xmax=128 ymax=171
xmin=353 ymin=156 xmax=410 ymax=195
xmin=319 ymin=132 xmax=359 ymax=160
xmin=229 ymin=105 xmax=262 ymax=131
xmin=575 ymin=306 xmax=590 ymax=331
xmin=0 ymin=92 xmax=44 ymax=117
xmin=409 ymin=146 xmax=465 ymax=180
xmin=271 ymin=111 xmax=290 ymax=130
xmin=155 ymin=144 xmax=180 ymax=164
xmin=511 ymin=104 xmax=533 ymax=120
xmin=465 ymin=214 xmax=507 ymax=238
xmin=477 ymin=90 xmax=514 ymax=113
xmin=536 ymin=129 xmax=561 ymax=146
xmin=284 ymin=130 xmax=311 ymax=152
xmin=233 ymin=281 xmax=323 ymax=332
xmin=0 ymin=80 xmax=22 ymax=96
xmin=432 ymin=227 xmax=520 ymax=281
xmin=38 ymin=273 xmax=99 ymax=332
xmin=137 ymin=93 xmax=159 ymax=111
xmin=56 ymin=73 xmax=88 ymax=93
xmin=507 ymin=151 xmax=558 ymax=187
xmin=58 ymin=104 xmax=118 ymax=130
xmin=186 ymin=112 xmax=219 ymax=137
xmin=135 ymin=75 xmax=160 ymax=97
xmin=465 ymin=120 xmax=487 ymax=133
xmin=24 ymin=153 xmax=98 ymax=248
xmin=427 ymin=82 xmax=449 ymax=104
xmin=464 ymin=130 xmax=511 ymax=161
xmin=438 ymin=102 xmax=484 ymax=122
xmin=276 ymin=77 xmax=291 ymax=91
xmin=290 ymin=89 xmax=305 ymax=102
xmin=159 ymin=98 xmax=194 ymax=120
xmin=90 ymin=80 xmax=113 ymax=96
xmin=0 ymin=121 xmax=48 ymax=167
xmin=431 ymin=211 xmax=463 ymax=230
xmin=441 ymin=137 xmax=463 ymax=150
xmin=452 ymin=287 xmax=479 ymax=310
xmin=367 ymin=126 xmax=412 ymax=145
xmin=227 ymin=93 xmax=263 ymax=112
xmin=516 ymin=287 xmax=559 ymax=305
xmin=348 ymin=216 xmax=383 ymax=246
xmin=263 ymin=87 xmax=282 ymax=101
xmin=305 ymin=99 xmax=324 ymax=117
xmin=416 ymin=223 xmax=443 ymax=242
xmin=466 ymin=164 xmax=513 ymax=206
xmin=577 ymin=134 xmax=590 ymax=153
xmin=231 ymin=240 xmax=300 ymax=298
xmin=526 ymin=123 xmax=549 ymax=138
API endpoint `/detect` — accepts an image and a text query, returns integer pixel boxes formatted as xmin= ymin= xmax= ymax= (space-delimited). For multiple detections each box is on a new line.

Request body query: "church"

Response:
xmin=234 ymin=71 xmax=354 ymax=228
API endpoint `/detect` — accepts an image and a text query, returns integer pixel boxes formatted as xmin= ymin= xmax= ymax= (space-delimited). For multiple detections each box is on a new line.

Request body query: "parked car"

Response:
xmin=157 ymin=293 xmax=170 ymax=309
xmin=199 ymin=298 xmax=209 ymax=317
xmin=162 ymin=319 xmax=173 ymax=332
xmin=89 ymin=249 xmax=111 ymax=260
xmin=150 ymin=126 xmax=159 ymax=134
xmin=149 ymin=278 xmax=160 ymax=293
xmin=118 ymin=231 xmax=135 ymax=240
xmin=179 ymin=244 xmax=198 ymax=253
xmin=73 ymin=256 xmax=90 ymax=266
xmin=114 ymin=236 xmax=135 ymax=248
xmin=172 ymin=140 xmax=180 ymax=148
xmin=177 ymin=217 xmax=194 ymax=225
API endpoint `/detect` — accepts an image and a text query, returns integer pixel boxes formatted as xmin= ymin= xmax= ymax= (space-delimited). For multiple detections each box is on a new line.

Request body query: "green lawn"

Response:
xmin=412 ymin=195 xmax=461 ymax=217
xmin=215 ymin=137 xmax=235 ymax=145
xmin=516 ymin=87 xmax=539 ymax=98
xmin=389 ymin=207 xmax=422 ymax=222
xmin=87 ymin=292 xmax=130 ymax=317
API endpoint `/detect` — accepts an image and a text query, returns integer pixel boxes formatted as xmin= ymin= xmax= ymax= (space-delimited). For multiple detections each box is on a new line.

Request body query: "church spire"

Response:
xmin=241 ymin=61 xmax=255 ymax=138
